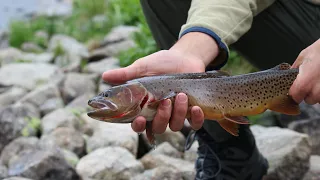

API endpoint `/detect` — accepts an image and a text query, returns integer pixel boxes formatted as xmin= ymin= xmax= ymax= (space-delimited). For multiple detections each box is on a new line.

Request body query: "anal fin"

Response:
xmin=224 ymin=115 xmax=250 ymax=124
xmin=267 ymin=95 xmax=300 ymax=115
xmin=217 ymin=119 xmax=239 ymax=136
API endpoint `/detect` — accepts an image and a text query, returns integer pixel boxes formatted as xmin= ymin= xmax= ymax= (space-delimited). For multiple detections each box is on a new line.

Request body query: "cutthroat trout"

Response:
xmin=87 ymin=63 xmax=300 ymax=143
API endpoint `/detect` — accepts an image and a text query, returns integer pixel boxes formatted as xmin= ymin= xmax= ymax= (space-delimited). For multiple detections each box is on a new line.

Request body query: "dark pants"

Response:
xmin=140 ymin=0 xmax=320 ymax=141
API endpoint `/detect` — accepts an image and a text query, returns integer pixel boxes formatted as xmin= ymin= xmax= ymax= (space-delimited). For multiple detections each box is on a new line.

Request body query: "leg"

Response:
xmin=140 ymin=0 xmax=268 ymax=179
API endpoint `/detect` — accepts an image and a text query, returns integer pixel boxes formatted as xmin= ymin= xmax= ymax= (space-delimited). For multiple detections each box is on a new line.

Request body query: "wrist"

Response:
xmin=170 ymin=32 xmax=219 ymax=66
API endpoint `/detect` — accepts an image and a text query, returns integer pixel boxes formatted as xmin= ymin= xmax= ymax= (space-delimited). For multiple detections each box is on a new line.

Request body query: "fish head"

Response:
xmin=87 ymin=82 xmax=148 ymax=123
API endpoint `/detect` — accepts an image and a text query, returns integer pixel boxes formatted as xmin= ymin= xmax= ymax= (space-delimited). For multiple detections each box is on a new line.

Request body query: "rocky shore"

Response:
xmin=0 ymin=23 xmax=319 ymax=180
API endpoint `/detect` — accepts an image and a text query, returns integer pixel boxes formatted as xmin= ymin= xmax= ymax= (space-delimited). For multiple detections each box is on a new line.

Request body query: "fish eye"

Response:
xmin=104 ymin=92 xmax=109 ymax=97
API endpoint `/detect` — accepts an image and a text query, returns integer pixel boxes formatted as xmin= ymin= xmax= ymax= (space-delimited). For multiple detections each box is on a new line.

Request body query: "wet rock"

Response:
xmin=55 ymin=53 xmax=82 ymax=73
xmin=76 ymin=147 xmax=143 ymax=180
xmin=148 ymin=142 xmax=182 ymax=158
xmin=251 ymin=125 xmax=311 ymax=180
xmin=48 ymin=34 xmax=88 ymax=58
xmin=289 ymin=117 xmax=320 ymax=155
xmin=41 ymin=108 xmax=80 ymax=135
xmin=303 ymin=155 xmax=320 ymax=180
xmin=3 ymin=177 xmax=33 ymax=180
xmin=0 ymin=48 xmax=22 ymax=65
xmin=39 ymin=127 xmax=85 ymax=156
xmin=0 ymin=137 xmax=39 ymax=167
xmin=21 ymin=42 xmax=44 ymax=53
xmin=0 ymin=63 xmax=64 ymax=90
xmin=86 ymin=122 xmax=138 ymax=155
xmin=61 ymin=73 xmax=97 ymax=103
xmin=0 ymin=103 xmax=40 ymax=152
xmin=19 ymin=83 xmax=63 ymax=116
xmin=84 ymin=57 xmax=120 ymax=75
xmin=131 ymin=166 xmax=182 ymax=180
xmin=184 ymin=141 xmax=199 ymax=162
xmin=140 ymin=154 xmax=195 ymax=180
xmin=154 ymin=127 xmax=186 ymax=152
xmin=0 ymin=164 xmax=8 ymax=179
xmin=8 ymin=149 xmax=80 ymax=180
xmin=0 ymin=86 xmax=27 ymax=106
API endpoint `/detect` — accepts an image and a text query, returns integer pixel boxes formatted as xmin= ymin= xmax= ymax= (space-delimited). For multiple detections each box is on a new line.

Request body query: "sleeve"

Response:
xmin=179 ymin=0 xmax=275 ymax=69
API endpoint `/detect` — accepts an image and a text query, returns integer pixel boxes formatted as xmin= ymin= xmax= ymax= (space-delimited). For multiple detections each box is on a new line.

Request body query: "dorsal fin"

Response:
xmin=268 ymin=63 xmax=291 ymax=71
xmin=206 ymin=70 xmax=231 ymax=77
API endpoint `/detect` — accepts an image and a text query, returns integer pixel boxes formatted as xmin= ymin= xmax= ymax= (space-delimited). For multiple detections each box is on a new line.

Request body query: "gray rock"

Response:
xmin=0 ymin=86 xmax=27 ymax=106
xmin=98 ymin=82 xmax=112 ymax=93
xmin=131 ymin=166 xmax=183 ymax=180
xmin=149 ymin=142 xmax=182 ymax=158
xmin=61 ymin=73 xmax=97 ymax=103
xmin=39 ymin=127 xmax=85 ymax=156
xmin=103 ymin=40 xmax=136 ymax=56
xmin=184 ymin=141 xmax=199 ymax=162
xmin=20 ymin=52 xmax=54 ymax=64
xmin=41 ymin=108 xmax=80 ymax=135
xmin=0 ymin=48 xmax=22 ymax=65
xmin=86 ymin=122 xmax=138 ymax=155
xmin=0 ymin=164 xmax=8 ymax=179
xmin=0 ymin=103 xmax=40 ymax=152
xmin=84 ymin=57 xmax=120 ymax=75
xmin=303 ymin=155 xmax=320 ymax=180
xmin=0 ymin=137 xmax=39 ymax=167
xmin=289 ymin=117 xmax=320 ymax=155
xmin=154 ymin=127 xmax=186 ymax=152
xmin=140 ymin=154 xmax=195 ymax=180
xmin=60 ymin=149 xmax=80 ymax=168
xmin=76 ymin=147 xmax=144 ymax=180
xmin=251 ymin=125 xmax=311 ymax=180
xmin=55 ymin=54 xmax=82 ymax=73
xmin=104 ymin=26 xmax=139 ymax=43
xmin=3 ymin=177 xmax=33 ymax=180
xmin=66 ymin=93 xmax=95 ymax=113
xmin=21 ymin=43 xmax=44 ymax=53
xmin=48 ymin=34 xmax=88 ymax=58
xmin=19 ymin=83 xmax=63 ymax=115
xmin=0 ymin=63 xmax=64 ymax=90
xmin=8 ymin=149 xmax=80 ymax=180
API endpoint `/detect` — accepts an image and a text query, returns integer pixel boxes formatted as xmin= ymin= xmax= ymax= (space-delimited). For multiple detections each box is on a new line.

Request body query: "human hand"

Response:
xmin=289 ymin=39 xmax=320 ymax=105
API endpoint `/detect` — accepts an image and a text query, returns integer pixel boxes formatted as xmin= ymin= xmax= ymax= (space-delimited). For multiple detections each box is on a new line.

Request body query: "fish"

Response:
xmin=87 ymin=63 xmax=300 ymax=143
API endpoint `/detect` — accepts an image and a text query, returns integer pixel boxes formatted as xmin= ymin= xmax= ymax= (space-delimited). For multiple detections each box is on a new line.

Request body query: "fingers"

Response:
xmin=131 ymin=116 xmax=146 ymax=133
xmin=169 ymin=93 xmax=188 ymax=131
xmin=152 ymin=99 xmax=172 ymax=134
xmin=189 ymin=106 xmax=204 ymax=130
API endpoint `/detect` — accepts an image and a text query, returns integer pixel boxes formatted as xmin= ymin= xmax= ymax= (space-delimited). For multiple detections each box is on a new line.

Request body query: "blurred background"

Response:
xmin=0 ymin=0 xmax=318 ymax=180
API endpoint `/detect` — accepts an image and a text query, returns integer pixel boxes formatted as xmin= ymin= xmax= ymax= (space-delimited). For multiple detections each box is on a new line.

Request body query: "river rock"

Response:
xmin=0 ymin=47 xmax=22 ymax=65
xmin=0 ymin=137 xmax=39 ymax=167
xmin=55 ymin=53 xmax=82 ymax=73
xmin=76 ymin=147 xmax=144 ymax=180
xmin=66 ymin=93 xmax=95 ymax=113
xmin=0 ymin=164 xmax=8 ymax=179
xmin=41 ymin=108 xmax=81 ymax=134
xmin=154 ymin=127 xmax=186 ymax=152
xmin=104 ymin=26 xmax=139 ymax=43
xmin=19 ymin=83 xmax=63 ymax=115
xmin=7 ymin=149 xmax=80 ymax=180
xmin=21 ymin=42 xmax=44 ymax=53
xmin=184 ymin=141 xmax=199 ymax=162
xmin=84 ymin=57 xmax=120 ymax=75
xmin=140 ymin=154 xmax=195 ymax=180
xmin=48 ymin=34 xmax=88 ymax=58
xmin=131 ymin=166 xmax=183 ymax=180
xmin=61 ymin=73 xmax=97 ymax=103
xmin=148 ymin=142 xmax=182 ymax=158
xmin=60 ymin=149 xmax=80 ymax=168
xmin=0 ymin=63 xmax=64 ymax=90
xmin=98 ymin=82 xmax=112 ymax=92
xmin=86 ymin=122 xmax=138 ymax=155
xmin=3 ymin=177 xmax=34 ymax=180
xmin=39 ymin=127 xmax=85 ymax=156
xmin=251 ymin=125 xmax=311 ymax=180
xmin=289 ymin=117 xmax=320 ymax=155
xmin=303 ymin=155 xmax=320 ymax=180
xmin=20 ymin=52 xmax=54 ymax=64
xmin=0 ymin=103 xmax=40 ymax=152
xmin=0 ymin=86 xmax=27 ymax=106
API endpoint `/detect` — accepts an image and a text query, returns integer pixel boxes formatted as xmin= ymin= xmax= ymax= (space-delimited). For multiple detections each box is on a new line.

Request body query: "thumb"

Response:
xmin=102 ymin=63 xmax=143 ymax=84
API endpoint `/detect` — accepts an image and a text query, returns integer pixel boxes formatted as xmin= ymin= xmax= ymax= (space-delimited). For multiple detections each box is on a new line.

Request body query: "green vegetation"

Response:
xmin=8 ymin=0 xmax=255 ymax=74
xmin=21 ymin=117 xmax=41 ymax=137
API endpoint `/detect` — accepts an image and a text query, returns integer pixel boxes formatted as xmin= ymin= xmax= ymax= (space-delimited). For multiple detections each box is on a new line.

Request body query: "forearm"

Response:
xmin=170 ymin=32 xmax=219 ymax=67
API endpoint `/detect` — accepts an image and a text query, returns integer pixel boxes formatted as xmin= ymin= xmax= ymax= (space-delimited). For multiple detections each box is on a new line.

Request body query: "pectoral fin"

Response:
xmin=148 ymin=91 xmax=177 ymax=108
xmin=217 ymin=119 xmax=239 ymax=136
xmin=146 ymin=121 xmax=155 ymax=145
xmin=224 ymin=115 xmax=250 ymax=124
xmin=267 ymin=95 xmax=300 ymax=115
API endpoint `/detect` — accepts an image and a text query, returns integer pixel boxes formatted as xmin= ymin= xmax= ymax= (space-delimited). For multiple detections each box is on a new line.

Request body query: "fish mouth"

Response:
xmin=87 ymin=97 xmax=118 ymax=117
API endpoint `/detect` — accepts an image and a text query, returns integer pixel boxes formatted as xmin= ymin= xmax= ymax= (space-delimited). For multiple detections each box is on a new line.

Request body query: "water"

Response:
xmin=0 ymin=0 xmax=38 ymax=30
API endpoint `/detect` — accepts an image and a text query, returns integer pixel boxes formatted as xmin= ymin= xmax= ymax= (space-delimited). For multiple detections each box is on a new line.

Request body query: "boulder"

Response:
xmin=0 ymin=86 xmax=27 ymax=106
xmin=131 ymin=166 xmax=182 ymax=180
xmin=303 ymin=155 xmax=320 ymax=180
xmin=84 ymin=57 xmax=120 ymax=75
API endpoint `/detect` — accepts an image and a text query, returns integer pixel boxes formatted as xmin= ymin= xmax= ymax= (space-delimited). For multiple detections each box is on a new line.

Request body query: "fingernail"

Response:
xmin=177 ymin=94 xmax=187 ymax=103
xmin=162 ymin=99 xmax=171 ymax=107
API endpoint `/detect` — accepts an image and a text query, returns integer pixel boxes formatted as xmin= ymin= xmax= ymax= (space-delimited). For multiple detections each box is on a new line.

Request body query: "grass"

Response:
xmin=8 ymin=0 xmax=255 ymax=74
